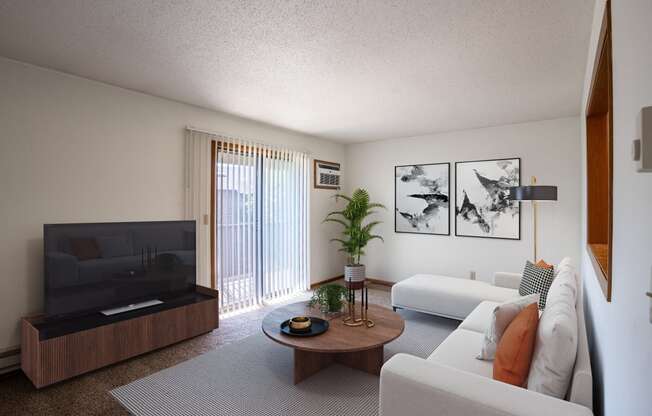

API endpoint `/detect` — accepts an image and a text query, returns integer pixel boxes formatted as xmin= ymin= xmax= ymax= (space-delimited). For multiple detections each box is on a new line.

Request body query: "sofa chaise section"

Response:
xmin=391 ymin=274 xmax=519 ymax=320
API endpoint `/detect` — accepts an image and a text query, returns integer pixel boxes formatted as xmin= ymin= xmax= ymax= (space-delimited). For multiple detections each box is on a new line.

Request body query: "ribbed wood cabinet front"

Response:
xmin=21 ymin=287 xmax=218 ymax=388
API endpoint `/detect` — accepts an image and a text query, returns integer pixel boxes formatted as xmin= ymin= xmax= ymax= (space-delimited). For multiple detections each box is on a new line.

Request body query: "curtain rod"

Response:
xmin=185 ymin=125 xmax=313 ymax=156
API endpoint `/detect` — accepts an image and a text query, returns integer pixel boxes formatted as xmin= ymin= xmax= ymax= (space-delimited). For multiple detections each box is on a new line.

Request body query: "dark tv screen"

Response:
xmin=44 ymin=220 xmax=197 ymax=318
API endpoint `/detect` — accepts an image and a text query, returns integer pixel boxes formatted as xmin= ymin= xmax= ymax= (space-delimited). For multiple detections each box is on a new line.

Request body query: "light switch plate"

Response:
xmin=637 ymin=107 xmax=652 ymax=172
xmin=649 ymin=274 xmax=652 ymax=323
xmin=632 ymin=139 xmax=641 ymax=161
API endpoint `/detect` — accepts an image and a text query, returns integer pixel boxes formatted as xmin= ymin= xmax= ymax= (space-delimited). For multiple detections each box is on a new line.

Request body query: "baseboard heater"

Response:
xmin=0 ymin=349 xmax=20 ymax=375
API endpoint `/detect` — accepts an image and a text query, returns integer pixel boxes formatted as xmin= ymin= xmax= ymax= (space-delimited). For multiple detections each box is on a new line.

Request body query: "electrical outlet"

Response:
xmin=469 ymin=271 xmax=476 ymax=280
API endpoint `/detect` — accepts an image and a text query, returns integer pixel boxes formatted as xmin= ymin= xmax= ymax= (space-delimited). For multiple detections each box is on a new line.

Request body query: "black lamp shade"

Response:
xmin=508 ymin=186 xmax=557 ymax=201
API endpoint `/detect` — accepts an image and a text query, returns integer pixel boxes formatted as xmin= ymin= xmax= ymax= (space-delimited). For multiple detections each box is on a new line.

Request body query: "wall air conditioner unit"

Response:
xmin=314 ymin=160 xmax=341 ymax=189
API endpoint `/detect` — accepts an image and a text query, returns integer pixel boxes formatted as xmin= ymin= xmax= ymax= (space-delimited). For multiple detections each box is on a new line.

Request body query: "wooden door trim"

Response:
xmin=210 ymin=140 xmax=216 ymax=290
xmin=585 ymin=0 xmax=612 ymax=301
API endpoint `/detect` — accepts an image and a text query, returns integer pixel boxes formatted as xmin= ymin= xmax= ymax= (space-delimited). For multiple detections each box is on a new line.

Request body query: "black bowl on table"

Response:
xmin=280 ymin=317 xmax=329 ymax=337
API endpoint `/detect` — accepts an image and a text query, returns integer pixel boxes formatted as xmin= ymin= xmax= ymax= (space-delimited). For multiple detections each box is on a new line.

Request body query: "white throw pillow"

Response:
xmin=476 ymin=293 xmax=540 ymax=360
xmin=527 ymin=266 xmax=578 ymax=397
xmin=554 ymin=257 xmax=572 ymax=277
xmin=549 ymin=261 xmax=578 ymax=302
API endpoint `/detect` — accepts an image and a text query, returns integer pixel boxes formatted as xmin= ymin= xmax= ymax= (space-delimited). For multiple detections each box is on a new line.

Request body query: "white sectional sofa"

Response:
xmin=381 ymin=259 xmax=592 ymax=416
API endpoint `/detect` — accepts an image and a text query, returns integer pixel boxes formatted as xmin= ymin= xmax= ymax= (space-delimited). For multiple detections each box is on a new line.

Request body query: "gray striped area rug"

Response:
xmin=111 ymin=309 xmax=457 ymax=416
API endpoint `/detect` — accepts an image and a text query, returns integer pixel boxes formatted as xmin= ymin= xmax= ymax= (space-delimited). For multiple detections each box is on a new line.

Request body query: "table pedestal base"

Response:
xmin=293 ymin=346 xmax=383 ymax=384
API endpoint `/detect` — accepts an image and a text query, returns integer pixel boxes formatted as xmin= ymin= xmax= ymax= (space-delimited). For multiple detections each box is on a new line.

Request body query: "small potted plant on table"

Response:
xmin=308 ymin=284 xmax=349 ymax=315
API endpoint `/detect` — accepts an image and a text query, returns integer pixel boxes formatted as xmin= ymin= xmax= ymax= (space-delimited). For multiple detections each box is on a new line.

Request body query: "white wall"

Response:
xmin=580 ymin=2 xmax=652 ymax=415
xmin=344 ymin=117 xmax=581 ymax=283
xmin=0 ymin=57 xmax=346 ymax=351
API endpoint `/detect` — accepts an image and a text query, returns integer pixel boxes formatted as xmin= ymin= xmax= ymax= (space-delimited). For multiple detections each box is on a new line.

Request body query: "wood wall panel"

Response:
xmin=585 ymin=0 xmax=613 ymax=301
xmin=586 ymin=114 xmax=609 ymax=244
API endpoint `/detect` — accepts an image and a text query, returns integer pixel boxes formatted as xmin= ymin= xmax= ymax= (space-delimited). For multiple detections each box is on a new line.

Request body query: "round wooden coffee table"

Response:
xmin=262 ymin=301 xmax=404 ymax=384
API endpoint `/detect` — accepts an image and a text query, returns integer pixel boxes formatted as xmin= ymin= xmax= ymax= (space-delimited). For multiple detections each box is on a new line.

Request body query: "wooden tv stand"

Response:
xmin=21 ymin=286 xmax=219 ymax=388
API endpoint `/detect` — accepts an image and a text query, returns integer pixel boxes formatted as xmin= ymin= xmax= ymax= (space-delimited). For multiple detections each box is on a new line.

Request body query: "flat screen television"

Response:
xmin=44 ymin=220 xmax=197 ymax=319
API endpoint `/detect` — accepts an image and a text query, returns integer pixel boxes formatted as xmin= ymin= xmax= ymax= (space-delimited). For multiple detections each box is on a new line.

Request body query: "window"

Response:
xmin=586 ymin=0 xmax=612 ymax=301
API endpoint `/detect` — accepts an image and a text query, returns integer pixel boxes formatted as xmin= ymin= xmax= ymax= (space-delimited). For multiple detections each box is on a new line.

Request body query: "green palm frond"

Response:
xmin=367 ymin=202 xmax=386 ymax=209
xmin=362 ymin=221 xmax=382 ymax=233
xmin=330 ymin=237 xmax=346 ymax=243
xmin=324 ymin=188 xmax=386 ymax=265
xmin=323 ymin=218 xmax=349 ymax=228
xmin=325 ymin=210 xmax=347 ymax=218
xmin=333 ymin=194 xmax=352 ymax=203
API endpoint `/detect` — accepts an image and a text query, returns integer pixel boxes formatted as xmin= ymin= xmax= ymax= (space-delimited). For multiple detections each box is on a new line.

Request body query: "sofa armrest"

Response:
xmin=493 ymin=272 xmax=522 ymax=290
xmin=379 ymin=354 xmax=592 ymax=416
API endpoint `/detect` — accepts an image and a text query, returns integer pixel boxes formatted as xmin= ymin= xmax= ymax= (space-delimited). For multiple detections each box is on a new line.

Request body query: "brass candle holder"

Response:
xmin=343 ymin=280 xmax=374 ymax=328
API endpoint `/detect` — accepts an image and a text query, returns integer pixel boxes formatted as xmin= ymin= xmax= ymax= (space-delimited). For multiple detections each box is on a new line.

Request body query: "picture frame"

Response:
xmin=395 ymin=163 xmax=451 ymax=236
xmin=454 ymin=157 xmax=521 ymax=240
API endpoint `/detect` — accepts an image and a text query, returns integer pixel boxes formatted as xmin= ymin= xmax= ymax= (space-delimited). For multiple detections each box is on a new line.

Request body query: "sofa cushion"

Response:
xmin=493 ymin=303 xmax=540 ymax=387
xmin=427 ymin=329 xmax=493 ymax=378
xmin=477 ymin=294 xmax=540 ymax=360
xmin=519 ymin=261 xmax=555 ymax=309
xmin=527 ymin=265 xmax=578 ymax=399
xmin=535 ymin=259 xmax=554 ymax=270
xmin=392 ymin=274 xmax=519 ymax=319
xmin=555 ymin=257 xmax=572 ymax=277
xmin=548 ymin=260 xmax=578 ymax=302
xmin=458 ymin=300 xmax=500 ymax=333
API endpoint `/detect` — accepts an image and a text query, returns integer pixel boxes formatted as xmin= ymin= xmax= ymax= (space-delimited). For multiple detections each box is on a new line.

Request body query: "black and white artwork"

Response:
xmin=455 ymin=158 xmax=520 ymax=239
xmin=395 ymin=163 xmax=450 ymax=235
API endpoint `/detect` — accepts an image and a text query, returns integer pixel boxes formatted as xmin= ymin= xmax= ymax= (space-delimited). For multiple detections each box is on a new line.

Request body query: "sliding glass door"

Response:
xmin=215 ymin=142 xmax=309 ymax=313
xmin=216 ymin=150 xmax=258 ymax=311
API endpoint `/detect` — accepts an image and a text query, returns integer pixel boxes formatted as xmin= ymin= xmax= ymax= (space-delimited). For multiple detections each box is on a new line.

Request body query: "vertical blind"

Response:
xmin=185 ymin=130 xmax=213 ymax=288
xmin=214 ymin=137 xmax=310 ymax=313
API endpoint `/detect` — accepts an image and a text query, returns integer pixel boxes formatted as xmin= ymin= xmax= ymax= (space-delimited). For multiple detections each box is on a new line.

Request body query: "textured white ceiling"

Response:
xmin=0 ymin=0 xmax=594 ymax=143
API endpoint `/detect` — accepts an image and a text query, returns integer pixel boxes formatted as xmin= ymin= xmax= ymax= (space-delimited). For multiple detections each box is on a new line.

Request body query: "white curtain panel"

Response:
xmin=186 ymin=129 xmax=310 ymax=313
xmin=184 ymin=129 xmax=213 ymax=288
xmin=260 ymin=146 xmax=311 ymax=303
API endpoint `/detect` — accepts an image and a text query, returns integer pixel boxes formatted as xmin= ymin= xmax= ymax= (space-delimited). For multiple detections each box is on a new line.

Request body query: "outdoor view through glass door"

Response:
xmin=215 ymin=142 xmax=309 ymax=313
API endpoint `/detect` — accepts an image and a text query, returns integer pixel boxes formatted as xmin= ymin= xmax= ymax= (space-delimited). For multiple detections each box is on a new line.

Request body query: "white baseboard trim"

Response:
xmin=0 ymin=351 xmax=20 ymax=374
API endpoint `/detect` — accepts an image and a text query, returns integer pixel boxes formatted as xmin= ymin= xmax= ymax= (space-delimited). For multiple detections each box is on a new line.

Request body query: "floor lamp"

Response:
xmin=509 ymin=177 xmax=558 ymax=262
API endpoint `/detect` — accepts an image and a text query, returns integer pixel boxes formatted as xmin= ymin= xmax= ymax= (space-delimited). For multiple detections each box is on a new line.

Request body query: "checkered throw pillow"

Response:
xmin=519 ymin=261 xmax=555 ymax=309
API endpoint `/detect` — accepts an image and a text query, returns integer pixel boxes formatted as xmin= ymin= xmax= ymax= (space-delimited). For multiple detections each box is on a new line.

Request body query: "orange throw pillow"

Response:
xmin=493 ymin=303 xmax=540 ymax=387
xmin=535 ymin=259 xmax=553 ymax=270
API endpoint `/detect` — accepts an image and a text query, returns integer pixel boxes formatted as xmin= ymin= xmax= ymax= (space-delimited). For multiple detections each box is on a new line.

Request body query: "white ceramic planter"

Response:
xmin=344 ymin=264 xmax=366 ymax=282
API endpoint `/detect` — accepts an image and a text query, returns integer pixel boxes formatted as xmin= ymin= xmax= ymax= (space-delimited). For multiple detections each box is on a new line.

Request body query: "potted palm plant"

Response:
xmin=324 ymin=188 xmax=385 ymax=282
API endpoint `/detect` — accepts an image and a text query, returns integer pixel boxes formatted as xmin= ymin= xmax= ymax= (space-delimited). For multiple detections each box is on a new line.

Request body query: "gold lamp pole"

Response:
xmin=509 ymin=176 xmax=558 ymax=263
xmin=531 ymin=176 xmax=538 ymax=262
